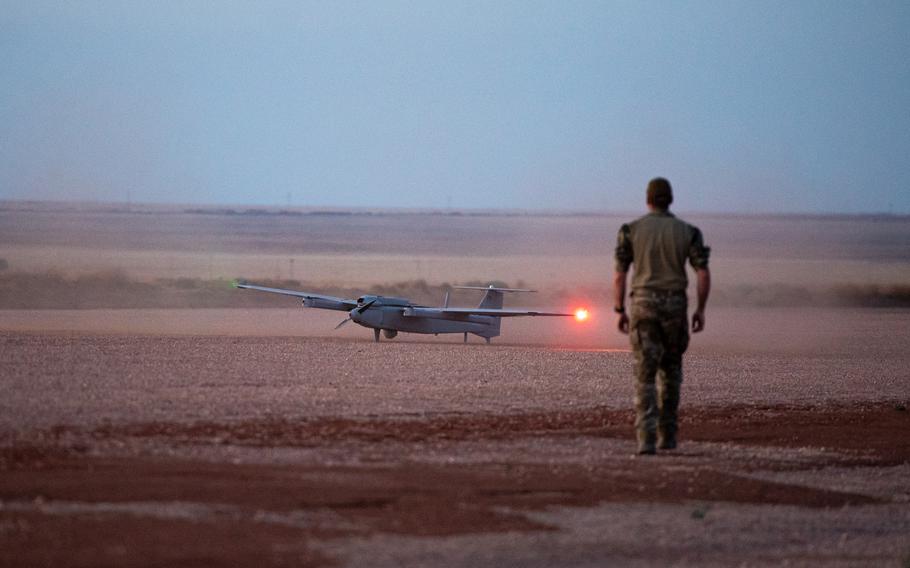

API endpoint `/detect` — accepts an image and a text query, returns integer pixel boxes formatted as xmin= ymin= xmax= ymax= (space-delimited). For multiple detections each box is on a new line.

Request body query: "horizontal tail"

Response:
xmin=452 ymin=285 xmax=537 ymax=293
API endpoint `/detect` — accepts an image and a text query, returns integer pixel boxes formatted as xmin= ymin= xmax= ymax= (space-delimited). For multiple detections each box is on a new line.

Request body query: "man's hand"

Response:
xmin=692 ymin=310 xmax=705 ymax=333
xmin=618 ymin=313 xmax=630 ymax=334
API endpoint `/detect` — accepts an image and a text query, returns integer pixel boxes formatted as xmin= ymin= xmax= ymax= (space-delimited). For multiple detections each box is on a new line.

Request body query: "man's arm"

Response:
xmin=692 ymin=267 xmax=710 ymax=332
xmin=614 ymin=270 xmax=629 ymax=334
xmin=613 ymin=223 xmax=633 ymax=334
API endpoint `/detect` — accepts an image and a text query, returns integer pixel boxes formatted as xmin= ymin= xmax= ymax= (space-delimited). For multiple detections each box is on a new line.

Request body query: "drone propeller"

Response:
xmin=334 ymin=299 xmax=377 ymax=330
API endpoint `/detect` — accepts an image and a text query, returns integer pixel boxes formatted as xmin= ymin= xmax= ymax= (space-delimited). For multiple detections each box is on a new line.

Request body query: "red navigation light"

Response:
xmin=574 ymin=308 xmax=589 ymax=322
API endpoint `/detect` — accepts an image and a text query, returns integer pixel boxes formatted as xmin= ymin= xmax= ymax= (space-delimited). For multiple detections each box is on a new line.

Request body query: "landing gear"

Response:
xmin=373 ymin=328 xmax=380 ymax=342
xmin=463 ymin=332 xmax=468 ymax=344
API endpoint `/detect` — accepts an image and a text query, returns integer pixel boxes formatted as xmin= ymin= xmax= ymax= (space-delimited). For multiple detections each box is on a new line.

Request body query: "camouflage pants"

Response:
xmin=630 ymin=291 xmax=690 ymax=441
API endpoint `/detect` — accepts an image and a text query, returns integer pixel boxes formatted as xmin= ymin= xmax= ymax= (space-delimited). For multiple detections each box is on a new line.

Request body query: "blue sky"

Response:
xmin=2 ymin=1 xmax=909 ymax=213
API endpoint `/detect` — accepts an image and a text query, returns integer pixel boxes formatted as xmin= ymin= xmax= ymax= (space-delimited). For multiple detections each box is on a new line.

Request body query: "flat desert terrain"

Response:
xmin=3 ymin=202 xmax=910 ymax=291
xmin=1 ymin=203 xmax=909 ymax=566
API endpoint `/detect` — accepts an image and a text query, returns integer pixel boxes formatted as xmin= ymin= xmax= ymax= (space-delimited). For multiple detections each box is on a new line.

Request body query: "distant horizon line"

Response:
xmin=1 ymin=198 xmax=908 ymax=221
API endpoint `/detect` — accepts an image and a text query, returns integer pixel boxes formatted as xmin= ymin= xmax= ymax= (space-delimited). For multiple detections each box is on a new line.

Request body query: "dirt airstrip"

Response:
xmin=1 ymin=307 xmax=909 ymax=567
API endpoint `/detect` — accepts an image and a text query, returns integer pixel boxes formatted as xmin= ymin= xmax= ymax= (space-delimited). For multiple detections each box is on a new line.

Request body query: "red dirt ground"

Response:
xmin=2 ymin=403 xmax=907 ymax=567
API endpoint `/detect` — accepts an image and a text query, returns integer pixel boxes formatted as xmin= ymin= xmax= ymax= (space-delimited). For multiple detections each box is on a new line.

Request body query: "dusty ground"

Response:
xmin=1 ymin=205 xmax=909 ymax=565
xmin=1 ymin=308 xmax=909 ymax=567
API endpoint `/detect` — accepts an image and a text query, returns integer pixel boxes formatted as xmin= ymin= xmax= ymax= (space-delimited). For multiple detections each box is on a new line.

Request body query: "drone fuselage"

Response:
xmin=350 ymin=304 xmax=497 ymax=337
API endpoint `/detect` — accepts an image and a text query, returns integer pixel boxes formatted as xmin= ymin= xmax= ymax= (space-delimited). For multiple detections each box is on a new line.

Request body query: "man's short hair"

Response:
xmin=647 ymin=177 xmax=673 ymax=209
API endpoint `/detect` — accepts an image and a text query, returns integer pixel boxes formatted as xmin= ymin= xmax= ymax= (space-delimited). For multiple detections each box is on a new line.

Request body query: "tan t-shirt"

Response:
xmin=614 ymin=211 xmax=710 ymax=292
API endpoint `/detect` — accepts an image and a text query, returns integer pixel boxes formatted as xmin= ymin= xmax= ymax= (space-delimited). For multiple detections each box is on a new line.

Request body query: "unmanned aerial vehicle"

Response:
xmin=234 ymin=281 xmax=588 ymax=343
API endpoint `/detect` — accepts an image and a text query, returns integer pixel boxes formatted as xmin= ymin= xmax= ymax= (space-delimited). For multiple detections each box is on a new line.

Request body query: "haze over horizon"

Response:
xmin=2 ymin=1 xmax=909 ymax=215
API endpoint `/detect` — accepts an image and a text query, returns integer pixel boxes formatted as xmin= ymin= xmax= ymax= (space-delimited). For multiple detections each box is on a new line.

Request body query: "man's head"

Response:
xmin=646 ymin=177 xmax=673 ymax=211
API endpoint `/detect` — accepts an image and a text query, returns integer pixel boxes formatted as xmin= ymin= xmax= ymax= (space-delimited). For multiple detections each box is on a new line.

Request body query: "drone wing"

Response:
xmin=234 ymin=281 xmax=357 ymax=311
xmin=402 ymin=307 xmax=573 ymax=318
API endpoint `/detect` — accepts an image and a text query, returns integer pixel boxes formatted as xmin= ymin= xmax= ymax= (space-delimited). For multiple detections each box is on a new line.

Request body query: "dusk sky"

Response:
xmin=2 ymin=1 xmax=909 ymax=214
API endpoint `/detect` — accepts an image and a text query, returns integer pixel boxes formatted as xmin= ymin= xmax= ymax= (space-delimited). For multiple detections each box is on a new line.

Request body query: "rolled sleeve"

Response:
xmin=688 ymin=227 xmax=710 ymax=270
xmin=614 ymin=224 xmax=633 ymax=273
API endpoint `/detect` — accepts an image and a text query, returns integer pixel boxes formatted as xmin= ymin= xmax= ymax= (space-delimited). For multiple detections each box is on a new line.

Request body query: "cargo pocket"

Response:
xmin=634 ymin=319 xmax=664 ymax=362
xmin=664 ymin=315 xmax=690 ymax=355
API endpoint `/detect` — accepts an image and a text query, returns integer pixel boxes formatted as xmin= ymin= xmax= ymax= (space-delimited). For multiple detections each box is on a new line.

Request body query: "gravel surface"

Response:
xmin=332 ymin=503 xmax=910 ymax=568
xmin=1 ymin=308 xmax=909 ymax=567
xmin=1 ymin=306 xmax=907 ymax=433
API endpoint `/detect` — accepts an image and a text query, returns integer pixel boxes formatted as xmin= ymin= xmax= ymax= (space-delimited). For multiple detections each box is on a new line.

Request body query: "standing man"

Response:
xmin=614 ymin=178 xmax=711 ymax=455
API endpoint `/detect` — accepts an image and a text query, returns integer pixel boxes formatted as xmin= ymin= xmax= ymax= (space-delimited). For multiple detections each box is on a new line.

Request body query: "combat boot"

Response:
xmin=637 ymin=431 xmax=656 ymax=455
xmin=657 ymin=431 xmax=677 ymax=450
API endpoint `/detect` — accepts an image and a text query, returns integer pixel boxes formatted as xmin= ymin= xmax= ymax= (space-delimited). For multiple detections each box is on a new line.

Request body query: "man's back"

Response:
xmin=615 ymin=211 xmax=709 ymax=293
xmin=612 ymin=177 xmax=711 ymax=455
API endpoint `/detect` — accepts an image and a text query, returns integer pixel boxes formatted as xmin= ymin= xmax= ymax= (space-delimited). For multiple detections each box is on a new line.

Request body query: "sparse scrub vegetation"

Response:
xmin=831 ymin=284 xmax=910 ymax=308
xmin=1 ymin=271 xmax=909 ymax=310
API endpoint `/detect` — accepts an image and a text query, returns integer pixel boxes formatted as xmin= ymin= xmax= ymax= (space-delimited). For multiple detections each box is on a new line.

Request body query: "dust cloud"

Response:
xmin=1 ymin=201 xmax=908 ymax=352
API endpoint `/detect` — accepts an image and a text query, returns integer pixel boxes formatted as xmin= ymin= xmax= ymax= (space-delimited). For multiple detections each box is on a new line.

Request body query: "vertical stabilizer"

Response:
xmin=477 ymin=289 xmax=504 ymax=309
xmin=477 ymin=287 xmax=503 ymax=339
xmin=452 ymin=285 xmax=537 ymax=341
